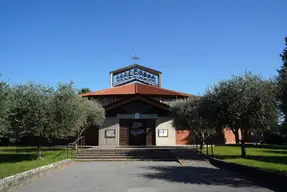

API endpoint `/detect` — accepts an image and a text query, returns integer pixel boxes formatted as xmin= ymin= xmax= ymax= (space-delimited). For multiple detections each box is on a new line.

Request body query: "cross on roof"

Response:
xmin=132 ymin=55 xmax=140 ymax=64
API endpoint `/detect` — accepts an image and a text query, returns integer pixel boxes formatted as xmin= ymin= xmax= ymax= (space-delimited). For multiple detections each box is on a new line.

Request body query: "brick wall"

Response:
xmin=175 ymin=128 xmax=250 ymax=145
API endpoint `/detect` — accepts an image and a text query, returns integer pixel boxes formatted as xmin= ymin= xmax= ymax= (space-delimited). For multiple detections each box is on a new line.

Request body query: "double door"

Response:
xmin=129 ymin=119 xmax=146 ymax=145
xmin=119 ymin=119 xmax=155 ymax=146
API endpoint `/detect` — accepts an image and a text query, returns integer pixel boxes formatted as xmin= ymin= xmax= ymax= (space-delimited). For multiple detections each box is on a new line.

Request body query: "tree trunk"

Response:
xmin=232 ymin=129 xmax=240 ymax=144
xmin=234 ymin=132 xmax=240 ymax=143
xmin=199 ymin=140 xmax=204 ymax=153
xmin=36 ymin=143 xmax=42 ymax=159
xmin=235 ymin=137 xmax=240 ymax=144
xmin=240 ymin=141 xmax=246 ymax=157
xmin=36 ymin=135 xmax=43 ymax=159
xmin=240 ymin=129 xmax=247 ymax=157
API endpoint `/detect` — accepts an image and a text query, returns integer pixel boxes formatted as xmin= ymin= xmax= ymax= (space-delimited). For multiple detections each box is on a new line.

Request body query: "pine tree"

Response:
xmin=277 ymin=37 xmax=287 ymax=128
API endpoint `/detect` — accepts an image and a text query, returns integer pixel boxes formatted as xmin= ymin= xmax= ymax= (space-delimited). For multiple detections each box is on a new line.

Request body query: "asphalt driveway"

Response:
xmin=12 ymin=161 xmax=275 ymax=192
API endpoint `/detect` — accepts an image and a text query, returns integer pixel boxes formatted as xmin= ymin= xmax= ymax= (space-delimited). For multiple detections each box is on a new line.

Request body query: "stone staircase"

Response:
xmin=74 ymin=148 xmax=177 ymax=161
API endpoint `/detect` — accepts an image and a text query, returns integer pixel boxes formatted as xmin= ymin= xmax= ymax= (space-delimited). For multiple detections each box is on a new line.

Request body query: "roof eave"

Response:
xmin=105 ymin=95 xmax=170 ymax=111
xmin=81 ymin=93 xmax=191 ymax=97
xmin=110 ymin=64 xmax=162 ymax=76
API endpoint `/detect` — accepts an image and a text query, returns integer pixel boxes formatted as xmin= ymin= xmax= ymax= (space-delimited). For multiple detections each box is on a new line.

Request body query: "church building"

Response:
xmin=81 ymin=62 xmax=240 ymax=146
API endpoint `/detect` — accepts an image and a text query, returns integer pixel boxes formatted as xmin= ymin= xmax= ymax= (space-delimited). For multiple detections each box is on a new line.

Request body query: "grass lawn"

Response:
xmin=0 ymin=146 xmax=69 ymax=179
xmin=207 ymin=145 xmax=287 ymax=174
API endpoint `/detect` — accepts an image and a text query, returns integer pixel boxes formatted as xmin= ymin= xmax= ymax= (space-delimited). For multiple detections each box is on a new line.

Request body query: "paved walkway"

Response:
xmin=12 ymin=161 xmax=275 ymax=192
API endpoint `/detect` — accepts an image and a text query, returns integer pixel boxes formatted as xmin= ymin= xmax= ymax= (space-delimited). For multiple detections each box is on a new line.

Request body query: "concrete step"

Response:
xmin=76 ymin=155 xmax=174 ymax=158
xmin=80 ymin=149 xmax=171 ymax=152
xmin=76 ymin=155 xmax=175 ymax=159
xmin=77 ymin=154 xmax=173 ymax=157
xmin=75 ymin=158 xmax=176 ymax=162
xmin=75 ymin=153 xmax=174 ymax=156
xmin=79 ymin=151 xmax=170 ymax=154
xmin=74 ymin=148 xmax=176 ymax=162
xmin=79 ymin=150 xmax=172 ymax=154
xmin=76 ymin=153 xmax=173 ymax=156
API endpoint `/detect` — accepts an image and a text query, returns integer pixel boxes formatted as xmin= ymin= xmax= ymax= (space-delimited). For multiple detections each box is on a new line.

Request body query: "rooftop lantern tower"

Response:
xmin=109 ymin=55 xmax=162 ymax=88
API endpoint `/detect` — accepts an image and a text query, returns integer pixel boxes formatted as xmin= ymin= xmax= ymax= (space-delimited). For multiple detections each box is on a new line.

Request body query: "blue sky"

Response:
xmin=0 ymin=0 xmax=286 ymax=95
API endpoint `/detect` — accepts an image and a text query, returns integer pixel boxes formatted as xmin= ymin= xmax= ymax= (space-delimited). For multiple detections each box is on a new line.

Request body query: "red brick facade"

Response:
xmin=176 ymin=128 xmax=252 ymax=145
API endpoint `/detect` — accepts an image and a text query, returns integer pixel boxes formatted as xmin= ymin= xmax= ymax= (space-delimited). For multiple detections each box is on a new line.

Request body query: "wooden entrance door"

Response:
xmin=129 ymin=119 xmax=146 ymax=145
xmin=83 ymin=125 xmax=99 ymax=146
xmin=146 ymin=119 xmax=155 ymax=145
xmin=119 ymin=119 xmax=129 ymax=146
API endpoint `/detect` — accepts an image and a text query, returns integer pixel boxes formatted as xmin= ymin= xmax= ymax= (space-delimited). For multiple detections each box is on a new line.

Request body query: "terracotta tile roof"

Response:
xmin=80 ymin=83 xmax=191 ymax=97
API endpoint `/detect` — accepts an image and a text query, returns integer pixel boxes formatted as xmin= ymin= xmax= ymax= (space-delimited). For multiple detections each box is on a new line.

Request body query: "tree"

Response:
xmin=51 ymin=83 xmax=105 ymax=139
xmin=277 ymin=37 xmax=287 ymax=131
xmin=78 ymin=88 xmax=91 ymax=94
xmin=51 ymin=83 xmax=105 ymax=137
xmin=50 ymin=82 xmax=85 ymax=140
xmin=8 ymin=83 xmax=54 ymax=158
xmin=0 ymin=75 xmax=12 ymax=140
xmin=171 ymin=96 xmax=216 ymax=152
xmin=7 ymin=82 xmax=105 ymax=158
xmin=204 ymin=72 xmax=278 ymax=157
xmin=75 ymin=98 xmax=105 ymax=137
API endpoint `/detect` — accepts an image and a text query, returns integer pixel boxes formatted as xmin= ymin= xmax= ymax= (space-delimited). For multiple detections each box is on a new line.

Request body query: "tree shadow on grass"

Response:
xmin=50 ymin=151 xmax=64 ymax=159
xmin=0 ymin=151 xmax=65 ymax=163
xmin=0 ymin=154 xmax=36 ymax=163
xmin=262 ymin=149 xmax=287 ymax=155
xmin=214 ymin=155 xmax=287 ymax=166
xmin=250 ymin=145 xmax=287 ymax=150
xmin=0 ymin=147 xmax=65 ymax=153
xmin=136 ymin=165 xmax=279 ymax=191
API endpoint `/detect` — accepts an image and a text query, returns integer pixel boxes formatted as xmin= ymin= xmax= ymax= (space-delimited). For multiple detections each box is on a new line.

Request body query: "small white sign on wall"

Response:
xmin=135 ymin=113 xmax=140 ymax=119
xmin=105 ymin=129 xmax=116 ymax=138
xmin=158 ymin=129 xmax=168 ymax=137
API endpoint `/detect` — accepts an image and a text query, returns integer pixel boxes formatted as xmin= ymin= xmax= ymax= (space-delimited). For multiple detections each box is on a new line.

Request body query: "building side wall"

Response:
xmin=98 ymin=117 xmax=119 ymax=146
xmin=97 ymin=117 xmax=253 ymax=146
xmin=155 ymin=117 xmax=176 ymax=146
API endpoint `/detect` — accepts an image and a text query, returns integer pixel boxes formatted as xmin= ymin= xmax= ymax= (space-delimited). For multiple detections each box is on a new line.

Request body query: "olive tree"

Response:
xmin=171 ymin=96 xmax=216 ymax=152
xmin=50 ymin=83 xmax=84 ymax=139
xmin=50 ymin=83 xmax=105 ymax=139
xmin=8 ymin=83 xmax=54 ymax=158
xmin=204 ymin=72 xmax=278 ymax=157
xmin=77 ymin=98 xmax=105 ymax=137
xmin=8 ymin=82 xmax=105 ymax=158
xmin=78 ymin=88 xmax=91 ymax=95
